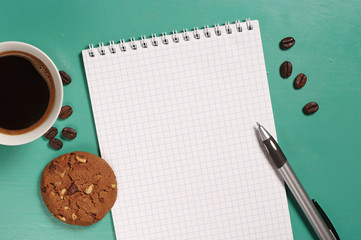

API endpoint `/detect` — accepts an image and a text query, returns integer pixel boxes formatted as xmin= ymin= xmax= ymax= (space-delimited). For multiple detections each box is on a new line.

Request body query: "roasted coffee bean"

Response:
xmin=59 ymin=70 xmax=71 ymax=85
xmin=280 ymin=37 xmax=295 ymax=49
xmin=44 ymin=127 xmax=58 ymax=139
xmin=62 ymin=127 xmax=77 ymax=139
xmin=67 ymin=182 xmax=78 ymax=195
xmin=59 ymin=105 xmax=73 ymax=119
xmin=303 ymin=102 xmax=319 ymax=115
xmin=280 ymin=61 xmax=292 ymax=78
xmin=294 ymin=73 xmax=307 ymax=89
xmin=49 ymin=138 xmax=63 ymax=150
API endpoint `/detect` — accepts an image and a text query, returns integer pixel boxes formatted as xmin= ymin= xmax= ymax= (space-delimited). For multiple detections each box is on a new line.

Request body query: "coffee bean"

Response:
xmin=59 ymin=105 xmax=73 ymax=119
xmin=280 ymin=61 xmax=292 ymax=78
xmin=294 ymin=73 xmax=307 ymax=89
xmin=62 ymin=127 xmax=77 ymax=139
xmin=44 ymin=127 xmax=58 ymax=139
xmin=49 ymin=138 xmax=63 ymax=150
xmin=280 ymin=37 xmax=295 ymax=49
xmin=59 ymin=70 xmax=71 ymax=85
xmin=303 ymin=102 xmax=319 ymax=115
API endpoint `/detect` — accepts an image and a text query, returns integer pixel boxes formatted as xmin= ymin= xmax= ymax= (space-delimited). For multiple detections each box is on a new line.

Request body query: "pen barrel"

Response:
xmin=279 ymin=163 xmax=335 ymax=240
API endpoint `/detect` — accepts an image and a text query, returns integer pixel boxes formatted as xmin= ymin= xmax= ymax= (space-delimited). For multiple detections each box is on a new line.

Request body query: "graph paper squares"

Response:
xmin=82 ymin=20 xmax=293 ymax=239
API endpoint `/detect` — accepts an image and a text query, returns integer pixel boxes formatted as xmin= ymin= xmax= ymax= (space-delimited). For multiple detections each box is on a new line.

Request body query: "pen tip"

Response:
xmin=256 ymin=122 xmax=261 ymax=127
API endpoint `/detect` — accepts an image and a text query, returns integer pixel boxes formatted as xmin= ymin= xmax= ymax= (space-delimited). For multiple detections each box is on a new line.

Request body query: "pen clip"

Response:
xmin=312 ymin=199 xmax=340 ymax=240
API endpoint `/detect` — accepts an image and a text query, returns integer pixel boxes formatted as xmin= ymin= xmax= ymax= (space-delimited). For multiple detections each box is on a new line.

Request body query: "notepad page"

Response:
xmin=82 ymin=20 xmax=293 ymax=239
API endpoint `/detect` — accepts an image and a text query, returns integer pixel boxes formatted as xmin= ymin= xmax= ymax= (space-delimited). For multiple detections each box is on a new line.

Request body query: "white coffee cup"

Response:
xmin=0 ymin=41 xmax=63 ymax=145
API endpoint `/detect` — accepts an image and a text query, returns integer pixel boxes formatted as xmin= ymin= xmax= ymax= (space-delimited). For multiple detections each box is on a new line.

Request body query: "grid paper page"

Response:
xmin=82 ymin=20 xmax=293 ymax=239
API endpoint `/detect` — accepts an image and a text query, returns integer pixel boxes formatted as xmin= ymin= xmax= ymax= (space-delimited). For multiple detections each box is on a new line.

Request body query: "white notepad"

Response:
xmin=82 ymin=19 xmax=293 ymax=239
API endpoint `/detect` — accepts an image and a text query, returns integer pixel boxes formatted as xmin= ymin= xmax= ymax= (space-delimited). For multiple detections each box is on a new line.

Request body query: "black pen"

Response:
xmin=256 ymin=123 xmax=339 ymax=240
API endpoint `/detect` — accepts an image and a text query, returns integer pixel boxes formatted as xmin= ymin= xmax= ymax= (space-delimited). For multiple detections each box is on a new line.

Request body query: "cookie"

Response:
xmin=40 ymin=151 xmax=117 ymax=226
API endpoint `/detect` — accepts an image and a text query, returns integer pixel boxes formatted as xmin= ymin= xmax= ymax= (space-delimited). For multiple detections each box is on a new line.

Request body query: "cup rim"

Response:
xmin=0 ymin=41 xmax=63 ymax=145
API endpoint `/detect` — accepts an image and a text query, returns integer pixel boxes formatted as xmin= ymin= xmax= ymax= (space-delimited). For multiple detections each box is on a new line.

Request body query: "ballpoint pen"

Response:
xmin=256 ymin=122 xmax=339 ymax=240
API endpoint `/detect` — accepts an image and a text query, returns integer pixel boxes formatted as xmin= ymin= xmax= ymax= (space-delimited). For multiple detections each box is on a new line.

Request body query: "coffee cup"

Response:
xmin=0 ymin=41 xmax=63 ymax=145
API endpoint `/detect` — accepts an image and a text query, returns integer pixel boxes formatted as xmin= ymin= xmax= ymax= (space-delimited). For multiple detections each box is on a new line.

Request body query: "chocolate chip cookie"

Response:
xmin=40 ymin=151 xmax=117 ymax=226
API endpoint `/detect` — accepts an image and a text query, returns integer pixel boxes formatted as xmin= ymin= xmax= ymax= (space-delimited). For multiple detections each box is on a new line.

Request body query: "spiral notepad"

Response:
xmin=82 ymin=18 xmax=293 ymax=239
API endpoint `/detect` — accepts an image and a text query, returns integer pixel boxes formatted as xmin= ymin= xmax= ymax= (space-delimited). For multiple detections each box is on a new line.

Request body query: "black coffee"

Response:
xmin=0 ymin=51 xmax=55 ymax=135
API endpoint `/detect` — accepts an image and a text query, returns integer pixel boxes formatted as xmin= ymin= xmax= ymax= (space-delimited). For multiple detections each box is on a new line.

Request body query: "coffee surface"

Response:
xmin=0 ymin=51 xmax=55 ymax=134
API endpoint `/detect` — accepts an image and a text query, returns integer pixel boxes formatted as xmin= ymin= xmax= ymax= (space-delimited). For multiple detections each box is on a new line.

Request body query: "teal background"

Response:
xmin=0 ymin=0 xmax=360 ymax=239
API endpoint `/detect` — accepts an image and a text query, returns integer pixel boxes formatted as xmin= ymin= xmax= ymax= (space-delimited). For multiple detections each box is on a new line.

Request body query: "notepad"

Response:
xmin=82 ymin=19 xmax=293 ymax=239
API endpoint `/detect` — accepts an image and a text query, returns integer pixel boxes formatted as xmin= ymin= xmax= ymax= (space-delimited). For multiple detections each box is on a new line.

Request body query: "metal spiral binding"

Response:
xmin=109 ymin=41 xmax=116 ymax=53
xmin=120 ymin=39 xmax=126 ymax=52
xmin=98 ymin=42 xmax=105 ymax=55
xmin=183 ymin=29 xmax=190 ymax=41
xmin=130 ymin=37 xmax=137 ymax=50
xmin=193 ymin=27 xmax=200 ymax=39
xmin=161 ymin=32 xmax=169 ymax=45
xmin=204 ymin=25 xmax=211 ymax=38
xmin=235 ymin=20 xmax=242 ymax=32
xmin=225 ymin=22 xmax=232 ymax=34
xmin=151 ymin=34 xmax=158 ymax=46
xmin=140 ymin=36 xmax=148 ymax=48
xmin=172 ymin=30 xmax=179 ymax=43
xmin=88 ymin=44 xmax=95 ymax=57
xmin=245 ymin=18 xmax=253 ymax=30
xmin=214 ymin=24 xmax=221 ymax=36
xmin=87 ymin=19 xmax=253 ymax=56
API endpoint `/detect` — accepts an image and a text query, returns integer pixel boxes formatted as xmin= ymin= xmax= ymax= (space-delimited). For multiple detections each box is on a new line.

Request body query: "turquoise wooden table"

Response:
xmin=1 ymin=0 xmax=360 ymax=239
